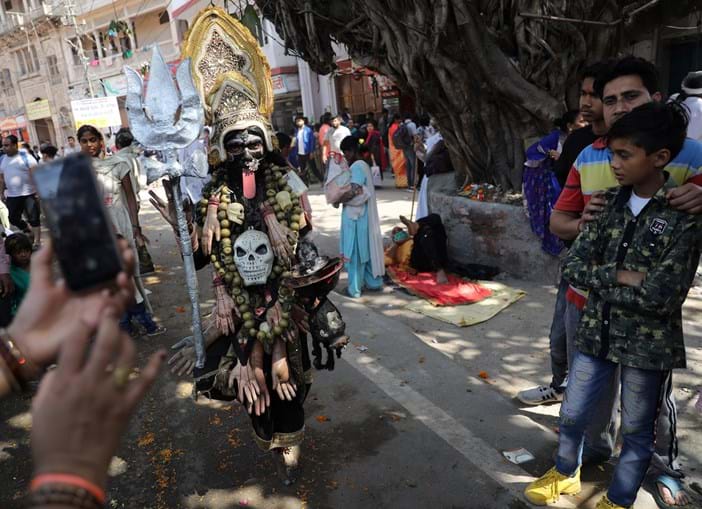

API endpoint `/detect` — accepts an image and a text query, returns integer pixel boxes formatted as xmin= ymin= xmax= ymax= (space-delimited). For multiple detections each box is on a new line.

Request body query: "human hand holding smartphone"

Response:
xmin=31 ymin=154 xmax=123 ymax=292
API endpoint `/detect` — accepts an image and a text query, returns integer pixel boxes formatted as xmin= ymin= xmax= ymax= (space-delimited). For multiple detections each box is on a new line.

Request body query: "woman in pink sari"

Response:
xmin=388 ymin=116 xmax=408 ymax=188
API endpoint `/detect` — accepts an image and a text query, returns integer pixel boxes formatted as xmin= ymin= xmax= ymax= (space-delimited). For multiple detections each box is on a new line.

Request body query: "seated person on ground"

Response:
xmin=385 ymin=213 xmax=449 ymax=284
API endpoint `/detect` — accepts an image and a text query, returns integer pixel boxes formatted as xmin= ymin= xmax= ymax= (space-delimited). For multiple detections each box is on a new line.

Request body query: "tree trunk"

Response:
xmin=256 ymin=0 xmax=684 ymax=190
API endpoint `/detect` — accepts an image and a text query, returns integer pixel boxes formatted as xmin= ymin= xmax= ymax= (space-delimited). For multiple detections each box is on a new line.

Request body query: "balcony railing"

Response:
xmin=69 ymin=41 xmax=180 ymax=83
xmin=0 ymin=1 xmax=62 ymax=36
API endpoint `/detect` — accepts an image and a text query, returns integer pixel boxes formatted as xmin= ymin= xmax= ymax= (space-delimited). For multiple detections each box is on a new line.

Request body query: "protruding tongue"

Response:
xmin=243 ymin=170 xmax=256 ymax=199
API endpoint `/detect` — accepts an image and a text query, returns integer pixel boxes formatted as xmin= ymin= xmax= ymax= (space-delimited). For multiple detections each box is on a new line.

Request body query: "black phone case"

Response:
xmin=32 ymin=153 xmax=123 ymax=292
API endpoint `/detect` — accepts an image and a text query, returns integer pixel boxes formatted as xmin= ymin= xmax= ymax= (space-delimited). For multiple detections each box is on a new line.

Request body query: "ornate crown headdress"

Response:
xmin=181 ymin=6 xmax=274 ymax=162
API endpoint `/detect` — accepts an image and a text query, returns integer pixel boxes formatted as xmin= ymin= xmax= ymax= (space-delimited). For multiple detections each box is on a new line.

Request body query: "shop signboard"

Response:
xmin=25 ymin=99 xmax=51 ymax=121
xmin=70 ymin=96 xmax=122 ymax=129
xmin=272 ymin=75 xmax=287 ymax=94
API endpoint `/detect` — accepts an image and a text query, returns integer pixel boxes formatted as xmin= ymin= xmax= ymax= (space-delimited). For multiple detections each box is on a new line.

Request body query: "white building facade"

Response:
xmin=0 ymin=0 xmax=380 ymax=149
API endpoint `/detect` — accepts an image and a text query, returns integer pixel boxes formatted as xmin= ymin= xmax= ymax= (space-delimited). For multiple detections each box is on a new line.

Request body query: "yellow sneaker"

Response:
xmin=595 ymin=495 xmax=630 ymax=509
xmin=524 ymin=467 xmax=581 ymax=505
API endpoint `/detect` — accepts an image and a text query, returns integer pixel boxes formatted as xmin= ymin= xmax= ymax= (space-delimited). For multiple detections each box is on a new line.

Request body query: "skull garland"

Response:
xmin=234 ymin=229 xmax=274 ymax=286
xmin=196 ymin=158 xmax=307 ymax=347
xmin=227 ymin=202 xmax=245 ymax=224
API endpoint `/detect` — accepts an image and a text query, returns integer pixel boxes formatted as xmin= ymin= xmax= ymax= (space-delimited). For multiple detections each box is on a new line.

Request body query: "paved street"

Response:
xmin=1 ymin=184 xmax=701 ymax=509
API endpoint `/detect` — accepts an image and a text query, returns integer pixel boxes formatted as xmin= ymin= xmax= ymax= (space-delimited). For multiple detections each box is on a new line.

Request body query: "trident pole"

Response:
xmin=164 ymin=150 xmax=205 ymax=367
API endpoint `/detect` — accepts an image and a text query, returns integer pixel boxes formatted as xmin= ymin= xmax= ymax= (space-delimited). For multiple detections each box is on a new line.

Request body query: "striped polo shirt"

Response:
xmin=555 ymin=136 xmax=702 ymax=308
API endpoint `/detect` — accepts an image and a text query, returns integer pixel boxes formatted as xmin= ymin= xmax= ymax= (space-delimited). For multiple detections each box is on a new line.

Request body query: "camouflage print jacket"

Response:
xmin=562 ymin=177 xmax=702 ymax=371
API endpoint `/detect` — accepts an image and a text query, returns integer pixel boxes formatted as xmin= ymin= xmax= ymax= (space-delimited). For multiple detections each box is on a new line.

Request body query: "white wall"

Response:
xmin=260 ymin=19 xmax=297 ymax=69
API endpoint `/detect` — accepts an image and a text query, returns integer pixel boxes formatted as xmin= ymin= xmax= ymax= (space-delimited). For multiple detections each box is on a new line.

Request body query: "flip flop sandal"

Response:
xmin=653 ymin=475 xmax=689 ymax=509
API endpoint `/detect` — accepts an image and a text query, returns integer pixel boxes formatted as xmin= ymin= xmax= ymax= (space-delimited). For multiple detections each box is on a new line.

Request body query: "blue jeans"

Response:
xmin=556 ymin=351 xmax=667 ymax=507
xmin=565 ymin=300 xmax=619 ymax=459
xmin=548 ymin=277 xmax=569 ymax=389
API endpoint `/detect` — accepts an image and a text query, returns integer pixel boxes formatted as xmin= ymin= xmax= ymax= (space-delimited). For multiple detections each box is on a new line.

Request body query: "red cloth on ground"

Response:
xmin=387 ymin=266 xmax=492 ymax=306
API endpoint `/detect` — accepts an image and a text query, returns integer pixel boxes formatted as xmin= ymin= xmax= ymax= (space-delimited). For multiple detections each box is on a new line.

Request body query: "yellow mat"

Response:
xmin=404 ymin=281 xmax=526 ymax=327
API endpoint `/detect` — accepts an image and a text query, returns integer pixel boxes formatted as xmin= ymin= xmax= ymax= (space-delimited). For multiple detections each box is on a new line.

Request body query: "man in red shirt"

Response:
xmin=517 ymin=62 xmax=610 ymax=407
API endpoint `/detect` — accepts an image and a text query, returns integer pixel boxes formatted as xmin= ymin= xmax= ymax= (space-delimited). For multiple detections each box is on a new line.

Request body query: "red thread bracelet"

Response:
xmin=31 ymin=473 xmax=106 ymax=504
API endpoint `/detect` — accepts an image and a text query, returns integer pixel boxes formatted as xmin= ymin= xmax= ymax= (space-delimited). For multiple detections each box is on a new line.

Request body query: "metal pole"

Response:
xmin=164 ymin=151 xmax=205 ymax=367
xmin=64 ymin=0 xmax=95 ymax=98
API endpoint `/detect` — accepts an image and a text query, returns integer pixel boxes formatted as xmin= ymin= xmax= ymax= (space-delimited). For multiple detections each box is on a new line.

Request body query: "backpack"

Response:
xmin=392 ymin=123 xmax=412 ymax=149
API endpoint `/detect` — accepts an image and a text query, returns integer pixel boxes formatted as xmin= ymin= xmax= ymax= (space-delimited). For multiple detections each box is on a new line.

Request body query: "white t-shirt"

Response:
xmin=325 ymin=125 xmax=351 ymax=153
xmin=627 ymin=191 xmax=651 ymax=217
xmin=0 ymin=150 xmax=37 ymax=197
xmin=296 ymin=128 xmax=306 ymax=155
xmin=64 ymin=145 xmax=80 ymax=155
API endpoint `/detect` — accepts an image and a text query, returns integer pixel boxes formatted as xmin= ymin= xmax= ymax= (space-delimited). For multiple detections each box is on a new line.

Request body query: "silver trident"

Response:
xmin=125 ymin=47 xmax=207 ymax=367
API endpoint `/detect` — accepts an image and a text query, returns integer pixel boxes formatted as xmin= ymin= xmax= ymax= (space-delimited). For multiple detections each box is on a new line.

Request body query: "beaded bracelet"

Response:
xmin=30 ymin=474 xmax=106 ymax=508
xmin=26 ymin=485 xmax=104 ymax=509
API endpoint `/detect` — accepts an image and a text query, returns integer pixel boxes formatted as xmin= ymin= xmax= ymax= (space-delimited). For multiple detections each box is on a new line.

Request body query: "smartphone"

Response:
xmin=32 ymin=153 xmax=123 ymax=292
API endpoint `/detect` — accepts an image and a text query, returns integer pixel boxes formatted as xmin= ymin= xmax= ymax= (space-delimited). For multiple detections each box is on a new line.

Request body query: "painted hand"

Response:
xmin=272 ymin=337 xmax=296 ymax=401
xmin=213 ymin=284 xmax=237 ymax=335
xmin=201 ymin=203 xmax=221 ymax=256
xmin=168 ymin=337 xmax=196 ymax=376
xmin=250 ymin=341 xmax=271 ymax=416
xmin=228 ymin=361 xmax=260 ymax=413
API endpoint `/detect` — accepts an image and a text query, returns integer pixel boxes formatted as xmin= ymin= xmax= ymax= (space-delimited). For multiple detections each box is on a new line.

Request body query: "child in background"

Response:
xmin=524 ymin=102 xmax=701 ymax=508
xmin=4 ymin=233 xmax=32 ymax=315
xmin=114 ymin=234 xmax=166 ymax=338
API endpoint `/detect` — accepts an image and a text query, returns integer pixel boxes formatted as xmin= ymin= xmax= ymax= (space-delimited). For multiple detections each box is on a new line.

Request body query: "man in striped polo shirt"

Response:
xmin=550 ymin=56 xmax=701 ymax=508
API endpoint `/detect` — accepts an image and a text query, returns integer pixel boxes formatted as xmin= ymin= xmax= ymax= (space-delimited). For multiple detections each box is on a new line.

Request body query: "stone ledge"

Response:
xmin=427 ymin=173 xmax=560 ymax=282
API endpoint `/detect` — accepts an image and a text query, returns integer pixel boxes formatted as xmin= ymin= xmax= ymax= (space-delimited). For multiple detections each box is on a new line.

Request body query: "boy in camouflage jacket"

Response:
xmin=525 ymin=102 xmax=701 ymax=509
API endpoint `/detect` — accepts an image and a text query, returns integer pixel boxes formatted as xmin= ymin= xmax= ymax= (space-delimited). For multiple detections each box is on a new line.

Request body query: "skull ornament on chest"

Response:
xmin=234 ymin=229 xmax=274 ymax=286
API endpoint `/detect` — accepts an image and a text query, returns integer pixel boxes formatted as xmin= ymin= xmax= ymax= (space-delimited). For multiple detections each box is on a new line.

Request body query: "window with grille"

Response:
xmin=14 ymin=50 xmax=26 ymax=76
xmin=0 ymin=69 xmax=14 ymax=96
xmin=14 ymin=46 xmax=42 ymax=76
xmin=47 ymin=55 xmax=61 ymax=84
xmin=29 ymin=45 xmax=39 ymax=70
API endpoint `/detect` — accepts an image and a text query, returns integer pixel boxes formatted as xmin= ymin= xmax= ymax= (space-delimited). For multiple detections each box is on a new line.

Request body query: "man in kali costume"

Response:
xmin=165 ymin=7 xmax=348 ymax=484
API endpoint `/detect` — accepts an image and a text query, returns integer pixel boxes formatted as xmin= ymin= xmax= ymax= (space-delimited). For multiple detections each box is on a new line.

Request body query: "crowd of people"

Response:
xmin=0 ymin=125 xmax=164 ymax=334
xmin=282 ymin=108 xmax=442 ymax=195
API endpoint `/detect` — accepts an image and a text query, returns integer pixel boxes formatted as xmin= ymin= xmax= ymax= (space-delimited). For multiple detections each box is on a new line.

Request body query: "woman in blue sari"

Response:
xmin=338 ymin=136 xmax=385 ymax=298
xmin=523 ymin=110 xmax=585 ymax=256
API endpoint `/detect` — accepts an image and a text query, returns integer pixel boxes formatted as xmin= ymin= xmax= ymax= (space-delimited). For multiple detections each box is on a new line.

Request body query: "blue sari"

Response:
xmin=523 ymin=130 xmax=564 ymax=256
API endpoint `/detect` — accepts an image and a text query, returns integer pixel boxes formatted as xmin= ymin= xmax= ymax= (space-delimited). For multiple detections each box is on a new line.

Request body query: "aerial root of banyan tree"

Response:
xmin=257 ymin=0 xmax=691 ymax=190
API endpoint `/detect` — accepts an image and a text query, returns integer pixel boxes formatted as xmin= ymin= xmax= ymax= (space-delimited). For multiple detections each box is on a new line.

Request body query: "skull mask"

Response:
xmin=234 ymin=229 xmax=274 ymax=286
xmin=224 ymin=129 xmax=265 ymax=174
